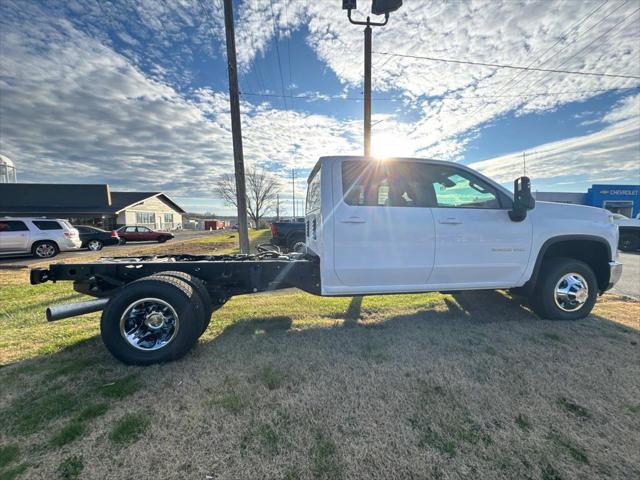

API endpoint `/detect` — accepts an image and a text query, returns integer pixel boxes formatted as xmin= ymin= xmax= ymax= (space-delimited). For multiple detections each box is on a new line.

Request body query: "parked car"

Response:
xmin=611 ymin=213 xmax=640 ymax=251
xmin=32 ymin=156 xmax=623 ymax=365
xmin=270 ymin=220 xmax=305 ymax=251
xmin=76 ymin=225 xmax=121 ymax=251
xmin=116 ymin=226 xmax=174 ymax=243
xmin=0 ymin=217 xmax=81 ymax=258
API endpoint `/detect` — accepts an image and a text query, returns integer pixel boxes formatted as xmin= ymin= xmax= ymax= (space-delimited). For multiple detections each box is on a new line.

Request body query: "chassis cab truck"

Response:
xmin=31 ymin=156 xmax=623 ymax=365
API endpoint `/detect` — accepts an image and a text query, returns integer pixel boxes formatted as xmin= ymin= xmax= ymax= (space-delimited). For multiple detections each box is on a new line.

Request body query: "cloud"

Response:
xmin=469 ymin=116 xmax=640 ymax=190
xmin=233 ymin=0 xmax=640 ymax=155
xmin=1 ymin=0 xmax=639 ymax=207
xmin=0 ymin=3 xmax=362 ymax=198
xmin=602 ymin=92 xmax=640 ymax=123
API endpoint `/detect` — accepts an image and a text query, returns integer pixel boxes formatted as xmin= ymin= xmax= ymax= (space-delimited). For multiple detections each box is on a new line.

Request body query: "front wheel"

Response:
xmin=529 ymin=257 xmax=598 ymax=320
xmin=87 ymin=239 xmax=104 ymax=251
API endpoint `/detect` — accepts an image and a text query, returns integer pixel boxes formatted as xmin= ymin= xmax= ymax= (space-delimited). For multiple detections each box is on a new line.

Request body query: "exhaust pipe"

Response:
xmin=46 ymin=298 xmax=110 ymax=322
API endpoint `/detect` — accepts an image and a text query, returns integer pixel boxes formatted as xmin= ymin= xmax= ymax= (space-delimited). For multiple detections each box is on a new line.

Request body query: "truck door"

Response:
xmin=426 ymin=165 xmax=532 ymax=288
xmin=332 ymin=160 xmax=436 ymax=289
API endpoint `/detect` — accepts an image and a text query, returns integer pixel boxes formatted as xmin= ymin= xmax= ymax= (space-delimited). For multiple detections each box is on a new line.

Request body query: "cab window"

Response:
xmin=342 ymin=160 xmax=434 ymax=207
xmin=306 ymin=168 xmax=321 ymax=213
xmin=429 ymin=166 xmax=501 ymax=209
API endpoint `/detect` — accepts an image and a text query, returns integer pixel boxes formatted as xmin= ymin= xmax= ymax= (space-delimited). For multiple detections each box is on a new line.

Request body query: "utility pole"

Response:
xmin=343 ymin=1 xmax=402 ymax=158
xmin=364 ymin=24 xmax=372 ymax=158
xmin=223 ymin=0 xmax=249 ymax=254
xmin=276 ymin=193 xmax=280 ymax=221
xmin=522 ymin=152 xmax=526 ymax=177
xmin=292 ymin=169 xmax=296 ymax=219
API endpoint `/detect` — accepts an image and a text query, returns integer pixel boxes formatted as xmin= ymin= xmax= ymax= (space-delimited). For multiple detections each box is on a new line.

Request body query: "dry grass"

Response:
xmin=1 ymin=237 xmax=639 ymax=479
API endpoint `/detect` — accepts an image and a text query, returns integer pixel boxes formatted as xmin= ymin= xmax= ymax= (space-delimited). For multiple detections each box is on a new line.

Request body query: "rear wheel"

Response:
xmin=87 ymin=239 xmax=104 ymax=251
xmin=32 ymin=241 xmax=59 ymax=258
xmin=151 ymin=271 xmax=213 ymax=335
xmin=119 ymin=238 xmax=127 ymax=245
xmin=287 ymin=234 xmax=305 ymax=252
xmin=100 ymin=276 xmax=202 ymax=365
xmin=529 ymin=257 xmax=597 ymax=320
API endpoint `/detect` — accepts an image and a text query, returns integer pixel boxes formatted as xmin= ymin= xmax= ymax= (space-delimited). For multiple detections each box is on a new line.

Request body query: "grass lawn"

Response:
xmin=1 ymin=231 xmax=639 ymax=479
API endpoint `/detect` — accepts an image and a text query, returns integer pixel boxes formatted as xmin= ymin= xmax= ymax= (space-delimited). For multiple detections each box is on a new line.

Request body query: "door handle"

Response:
xmin=340 ymin=216 xmax=366 ymax=224
xmin=439 ymin=217 xmax=462 ymax=225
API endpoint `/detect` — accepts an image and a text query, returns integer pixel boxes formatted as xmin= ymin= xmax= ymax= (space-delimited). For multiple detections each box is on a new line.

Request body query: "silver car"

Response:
xmin=0 ymin=217 xmax=82 ymax=258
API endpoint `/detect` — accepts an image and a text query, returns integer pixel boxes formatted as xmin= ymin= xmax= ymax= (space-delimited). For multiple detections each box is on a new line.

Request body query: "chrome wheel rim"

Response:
xmin=88 ymin=240 xmax=102 ymax=251
xmin=119 ymin=298 xmax=179 ymax=351
xmin=35 ymin=243 xmax=56 ymax=257
xmin=554 ymin=273 xmax=589 ymax=312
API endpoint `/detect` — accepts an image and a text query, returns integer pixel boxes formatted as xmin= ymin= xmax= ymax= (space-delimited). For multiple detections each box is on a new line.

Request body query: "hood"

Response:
xmin=533 ymin=201 xmax=611 ymax=223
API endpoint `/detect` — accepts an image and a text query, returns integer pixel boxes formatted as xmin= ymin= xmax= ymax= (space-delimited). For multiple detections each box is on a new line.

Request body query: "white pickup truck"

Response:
xmin=31 ymin=156 xmax=623 ymax=365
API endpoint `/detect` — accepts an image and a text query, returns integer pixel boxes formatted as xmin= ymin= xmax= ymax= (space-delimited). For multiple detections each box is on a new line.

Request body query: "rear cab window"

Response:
xmin=306 ymin=168 xmax=321 ymax=213
xmin=341 ymin=160 xmax=435 ymax=208
xmin=0 ymin=220 xmax=29 ymax=232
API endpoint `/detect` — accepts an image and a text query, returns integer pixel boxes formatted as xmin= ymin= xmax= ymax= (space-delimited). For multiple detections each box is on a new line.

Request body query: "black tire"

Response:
xmin=158 ymin=236 xmax=169 ymax=243
xmin=150 ymin=271 xmax=213 ymax=335
xmin=619 ymin=233 xmax=639 ymax=252
xmin=100 ymin=276 xmax=203 ymax=365
xmin=287 ymin=234 xmax=304 ymax=252
xmin=529 ymin=257 xmax=598 ymax=320
xmin=87 ymin=239 xmax=104 ymax=251
xmin=32 ymin=240 xmax=59 ymax=259
xmin=119 ymin=238 xmax=127 ymax=245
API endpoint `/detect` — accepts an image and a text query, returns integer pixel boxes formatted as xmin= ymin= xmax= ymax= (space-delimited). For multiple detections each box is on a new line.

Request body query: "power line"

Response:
xmin=485 ymin=0 xmax=611 ymax=100
xmin=520 ymin=4 xmax=640 ymax=95
xmin=372 ymin=51 xmax=640 ymax=80
xmin=268 ymin=0 xmax=290 ymax=111
xmin=239 ymin=86 xmax=637 ymax=102
xmin=459 ymin=1 xmax=637 ymax=135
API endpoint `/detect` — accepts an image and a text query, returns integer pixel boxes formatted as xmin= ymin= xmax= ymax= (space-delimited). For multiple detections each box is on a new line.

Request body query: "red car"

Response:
xmin=116 ymin=226 xmax=174 ymax=243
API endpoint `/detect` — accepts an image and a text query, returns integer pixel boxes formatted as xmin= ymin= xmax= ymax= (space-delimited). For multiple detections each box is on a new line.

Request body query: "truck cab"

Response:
xmin=306 ymin=156 xmax=621 ymax=317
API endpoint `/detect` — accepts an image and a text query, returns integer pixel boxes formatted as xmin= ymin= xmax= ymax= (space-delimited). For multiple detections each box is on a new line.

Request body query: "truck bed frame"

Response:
xmin=30 ymin=252 xmax=321 ymax=300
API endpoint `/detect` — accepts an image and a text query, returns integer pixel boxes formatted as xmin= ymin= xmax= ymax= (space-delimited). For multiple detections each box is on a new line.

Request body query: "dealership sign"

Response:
xmin=598 ymin=189 xmax=639 ymax=196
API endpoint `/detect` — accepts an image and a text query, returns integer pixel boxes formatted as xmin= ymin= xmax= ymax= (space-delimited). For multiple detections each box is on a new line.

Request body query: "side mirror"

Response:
xmin=509 ymin=176 xmax=535 ymax=222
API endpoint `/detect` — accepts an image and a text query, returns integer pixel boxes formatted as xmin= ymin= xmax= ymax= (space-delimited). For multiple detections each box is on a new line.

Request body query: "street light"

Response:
xmin=371 ymin=0 xmax=403 ymax=15
xmin=342 ymin=1 xmax=402 ymax=158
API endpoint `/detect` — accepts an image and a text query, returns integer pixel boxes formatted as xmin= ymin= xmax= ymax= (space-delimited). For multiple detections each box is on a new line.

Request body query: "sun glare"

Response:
xmin=371 ymin=131 xmax=413 ymax=159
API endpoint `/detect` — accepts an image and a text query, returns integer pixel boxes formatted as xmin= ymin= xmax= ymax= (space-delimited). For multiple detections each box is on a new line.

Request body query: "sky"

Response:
xmin=1 ymin=0 xmax=639 ymax=216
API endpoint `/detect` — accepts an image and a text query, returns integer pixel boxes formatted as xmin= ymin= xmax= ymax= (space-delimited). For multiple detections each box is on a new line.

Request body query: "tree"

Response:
xmin=215 ymin=168 xmax=280 ymax=228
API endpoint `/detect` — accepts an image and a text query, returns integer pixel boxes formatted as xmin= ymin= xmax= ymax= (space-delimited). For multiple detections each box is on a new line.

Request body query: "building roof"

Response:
xmin=110 ymin=192 xmax=186 ymax=214
xmin=0 ymin=184 xmax=185 ymax=215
